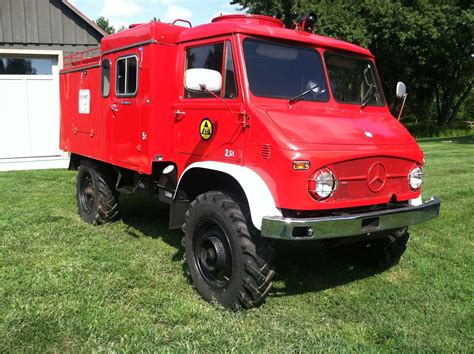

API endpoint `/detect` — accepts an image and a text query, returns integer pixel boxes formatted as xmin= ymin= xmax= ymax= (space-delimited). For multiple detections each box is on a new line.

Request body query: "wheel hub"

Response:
xmin=194 ymin=220 xmax=232 ymax=289
xmin=200 ymin=236 xmax=226 ymax=272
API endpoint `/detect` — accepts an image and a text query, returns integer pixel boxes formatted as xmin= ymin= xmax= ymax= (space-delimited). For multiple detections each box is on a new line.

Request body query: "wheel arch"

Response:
xmin=174 ymin=162 xmax=281 ymax=230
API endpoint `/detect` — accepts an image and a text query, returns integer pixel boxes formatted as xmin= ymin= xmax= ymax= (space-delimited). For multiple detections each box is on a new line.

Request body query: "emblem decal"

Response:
xmin=200 ymin=118 xmax=213 ymax=141
xmin=367 ymin=162 xmax=386 ymax=192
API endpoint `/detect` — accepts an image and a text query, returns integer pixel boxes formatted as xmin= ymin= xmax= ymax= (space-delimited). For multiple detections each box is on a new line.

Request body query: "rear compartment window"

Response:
xmin=101 ymin=59 xmax=111 ymax=97
xmin=116 ymin=55 xmax=138 ymax=96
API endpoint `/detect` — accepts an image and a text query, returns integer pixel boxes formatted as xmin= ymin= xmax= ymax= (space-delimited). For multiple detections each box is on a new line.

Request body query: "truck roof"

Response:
xmin=63 ymin=14 xmax=373 ymax=70
xmin=101 ymin=14 xmax=372 ymax=58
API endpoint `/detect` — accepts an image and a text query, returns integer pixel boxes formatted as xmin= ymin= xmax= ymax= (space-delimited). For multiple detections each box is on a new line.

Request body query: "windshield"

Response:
xmin=243 ymin=39 xmax=329 ymax=102
xmin=324 ymin=52 xmax=385 ymax=106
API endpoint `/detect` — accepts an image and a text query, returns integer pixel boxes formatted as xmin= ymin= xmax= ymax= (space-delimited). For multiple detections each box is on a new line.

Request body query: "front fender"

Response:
xmin=175 ymin=161 xmax=282 ymax=230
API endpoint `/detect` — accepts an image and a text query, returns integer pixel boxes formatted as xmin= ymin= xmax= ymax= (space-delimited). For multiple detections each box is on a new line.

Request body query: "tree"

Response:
xmin=117 ymin=25 xmax=127 ymax=32
xmin=230 ymin=0 xmax=474 ymax=125
xmin=431 ymin=6 xmax=473 ymax=125
xmin=96 ymin=16 xmax=115 ymax=34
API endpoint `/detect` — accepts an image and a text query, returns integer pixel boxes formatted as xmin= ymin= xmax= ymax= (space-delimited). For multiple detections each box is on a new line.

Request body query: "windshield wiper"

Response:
xmin=361 ymin=85 xmax=374 ymax=108
xmin=289 ymin=82 xmax=326 ymax=105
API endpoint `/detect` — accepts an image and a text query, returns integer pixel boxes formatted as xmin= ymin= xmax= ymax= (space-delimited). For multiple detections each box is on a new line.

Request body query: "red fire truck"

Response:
xmin=60 ymin=14 xmax=440 ymax=310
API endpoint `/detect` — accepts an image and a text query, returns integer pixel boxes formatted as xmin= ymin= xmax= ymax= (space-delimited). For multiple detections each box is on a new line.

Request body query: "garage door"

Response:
xmin=0 ymin=54 xmax=61 ymax=159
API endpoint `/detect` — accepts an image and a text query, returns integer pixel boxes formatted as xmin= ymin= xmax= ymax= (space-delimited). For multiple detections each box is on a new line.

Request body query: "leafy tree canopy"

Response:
xmin=96 ymin=16 xmax=115 ymax=34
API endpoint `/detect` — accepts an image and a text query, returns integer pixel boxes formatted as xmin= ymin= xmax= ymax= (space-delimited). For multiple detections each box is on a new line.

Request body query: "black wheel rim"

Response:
xmin=79 ymin=171 xmax=95 ymax=214
xmin=193 ymin=218 xmax=233 ymax=290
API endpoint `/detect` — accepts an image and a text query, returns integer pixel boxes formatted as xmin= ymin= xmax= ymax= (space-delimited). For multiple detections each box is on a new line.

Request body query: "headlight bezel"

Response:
xmin=308 ymin=168 xmax=338 ymax=201
xmin=408 ymin=165 xmax=424 ymax=191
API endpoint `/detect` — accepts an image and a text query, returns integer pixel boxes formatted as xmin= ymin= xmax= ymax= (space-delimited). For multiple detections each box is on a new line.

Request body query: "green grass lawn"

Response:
xmin=1 ymin=136 xmax=473 ymax=351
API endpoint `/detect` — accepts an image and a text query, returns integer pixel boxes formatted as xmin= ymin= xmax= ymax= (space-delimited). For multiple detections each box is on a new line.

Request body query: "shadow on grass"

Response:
xmin=271 ymin=241 xmax=381 ymax=297
xmin=417 ymin=135 xmax=473 ymax=144
xmin=117 ymin=195 xmax=381 ymax=297
xmin=119 ymin=195 xmax=183 ymax=261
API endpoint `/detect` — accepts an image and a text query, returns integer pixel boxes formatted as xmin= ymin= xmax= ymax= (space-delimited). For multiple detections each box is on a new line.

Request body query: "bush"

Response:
xmin=403 ymin=121 xmax=473 ymax=138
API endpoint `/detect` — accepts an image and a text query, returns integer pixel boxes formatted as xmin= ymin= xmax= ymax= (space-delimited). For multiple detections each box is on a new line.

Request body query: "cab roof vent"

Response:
xmin=211 ymin=14 xmax=284 ymax=28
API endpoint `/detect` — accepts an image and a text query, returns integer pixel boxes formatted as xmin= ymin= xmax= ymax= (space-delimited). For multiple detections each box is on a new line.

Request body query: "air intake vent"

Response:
xmin=261 ymin=144 xmax=271 ymax=160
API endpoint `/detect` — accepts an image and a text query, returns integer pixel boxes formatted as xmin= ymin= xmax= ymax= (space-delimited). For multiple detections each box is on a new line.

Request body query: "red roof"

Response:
xmin=100 ymin=15 xmax=373 ymax=57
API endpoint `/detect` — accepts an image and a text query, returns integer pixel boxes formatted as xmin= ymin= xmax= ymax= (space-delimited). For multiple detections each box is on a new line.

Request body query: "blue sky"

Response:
xmin=68 ymin=0 xmax=245 ymax=30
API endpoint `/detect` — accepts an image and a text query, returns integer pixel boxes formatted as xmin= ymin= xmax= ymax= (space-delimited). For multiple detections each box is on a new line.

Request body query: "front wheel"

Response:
xmin=182 ymin=191 xmax=274 ymax=310
xmin=356 ymin=228 xmax=410 ymax=269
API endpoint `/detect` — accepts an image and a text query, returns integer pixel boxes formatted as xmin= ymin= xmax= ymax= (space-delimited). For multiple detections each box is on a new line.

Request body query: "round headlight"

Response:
xmin=308 ymin=168 xmax=337 ymax=200
xmin=408 ymin=166 xmax=424 ymax=190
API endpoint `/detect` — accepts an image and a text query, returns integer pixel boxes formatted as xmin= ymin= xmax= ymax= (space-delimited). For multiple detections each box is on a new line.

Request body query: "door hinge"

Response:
xmin=240 ymin=110 xmax=250 ymax=128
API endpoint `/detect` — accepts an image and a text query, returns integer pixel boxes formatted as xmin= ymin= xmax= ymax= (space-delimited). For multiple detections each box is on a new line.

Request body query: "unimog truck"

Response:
xmin=60 ymin=14 xmax=441 ymax=310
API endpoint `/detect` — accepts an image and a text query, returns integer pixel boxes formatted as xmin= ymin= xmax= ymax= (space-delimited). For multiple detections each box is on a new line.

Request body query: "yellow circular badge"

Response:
xmin=200 ymin=118 xmax=213 ymax=141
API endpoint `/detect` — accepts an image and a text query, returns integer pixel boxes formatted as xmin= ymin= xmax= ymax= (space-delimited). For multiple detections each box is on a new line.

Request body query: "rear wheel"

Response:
xmin=76 ymin=161 xmax=120 ymax=224
xmin=182 ymin=191 xmax=274 ymax=310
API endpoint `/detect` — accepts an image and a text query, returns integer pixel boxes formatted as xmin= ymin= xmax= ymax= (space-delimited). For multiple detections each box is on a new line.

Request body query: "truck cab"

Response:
xmin=60 ymin=14 xmax=440 ymax=310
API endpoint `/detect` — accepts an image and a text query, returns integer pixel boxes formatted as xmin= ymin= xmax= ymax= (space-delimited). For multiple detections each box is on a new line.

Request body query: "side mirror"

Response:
xmin=184 ymin=68 xmax=222 ymax=93
xmin=396 ymin=82 xmax=407 ymax=98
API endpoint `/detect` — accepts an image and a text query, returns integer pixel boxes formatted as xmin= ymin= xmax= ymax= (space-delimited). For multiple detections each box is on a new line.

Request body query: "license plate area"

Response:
xmin=361 ymin=217 xmax=379 ymax=232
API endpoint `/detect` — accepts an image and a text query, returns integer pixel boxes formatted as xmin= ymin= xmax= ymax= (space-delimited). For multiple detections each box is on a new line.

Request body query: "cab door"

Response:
xmin=173 ymin=38 xmax=243 ymax=164
xmin=110 ymin=53 xmax=142 ymax=167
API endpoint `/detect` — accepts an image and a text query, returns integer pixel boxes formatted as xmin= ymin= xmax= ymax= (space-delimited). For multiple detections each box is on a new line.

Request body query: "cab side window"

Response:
xmin=101 ymin=59 xmax=111 ymax=97
xmin=223 ymin=41 xmax=238 ymax=99
xmin=185 ymin=41 xmax=238 ymax=99
xmin=185 ymin=43 xmax=223 ymax=98
xmin=116 ymin=56 xmax=138 ymax=97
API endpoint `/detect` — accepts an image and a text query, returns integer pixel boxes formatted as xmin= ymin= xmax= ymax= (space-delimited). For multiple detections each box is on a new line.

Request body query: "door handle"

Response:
xmin=111 ymin=104 xmax=119 ymax=112
xmin=174 ymin=109 xmax=186 ymax=116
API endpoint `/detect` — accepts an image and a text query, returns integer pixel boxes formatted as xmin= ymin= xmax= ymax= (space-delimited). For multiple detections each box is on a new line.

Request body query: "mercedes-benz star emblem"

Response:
xmin=367 ymin=162 xmax=386 ymax=192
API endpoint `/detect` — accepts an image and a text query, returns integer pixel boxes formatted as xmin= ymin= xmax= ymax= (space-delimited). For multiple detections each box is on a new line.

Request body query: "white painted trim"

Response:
xmin=0 ymin=156 xmax=69 ymax=172
xmin=409 ymin=195 xmax=423 ymax=206
xmin=176 ymin=161 xmax=282 ymax=230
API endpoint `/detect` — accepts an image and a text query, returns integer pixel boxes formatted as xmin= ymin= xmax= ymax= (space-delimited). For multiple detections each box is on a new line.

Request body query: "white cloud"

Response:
xmin=100 ymin=0 xmax=143 ymax=18
xmin=109 ymin=19 xmax=130 ymax=30
xmin=149 ymin=0 xmax=175 ymax=4
xmin=163 ymin=5 xmax=192 ymax=23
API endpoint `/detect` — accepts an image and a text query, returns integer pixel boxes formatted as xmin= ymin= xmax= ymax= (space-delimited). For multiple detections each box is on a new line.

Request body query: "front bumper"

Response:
xmin=261 ymin=197 xmax=441 ymax=241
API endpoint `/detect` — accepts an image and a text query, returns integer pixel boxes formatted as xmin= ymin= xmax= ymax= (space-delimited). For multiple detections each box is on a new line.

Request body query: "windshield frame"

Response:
xmin=242 ymin=37 xmax=331 ymax=103
xmin=324 ymin=51 xmax=386 ymax=107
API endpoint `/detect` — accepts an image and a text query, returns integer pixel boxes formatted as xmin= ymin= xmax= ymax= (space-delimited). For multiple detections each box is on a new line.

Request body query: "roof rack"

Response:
xmin=64 ymin=47 xmax=101 ymax=68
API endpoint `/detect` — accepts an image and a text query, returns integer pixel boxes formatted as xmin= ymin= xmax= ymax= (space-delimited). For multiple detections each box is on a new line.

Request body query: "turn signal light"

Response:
xmin=293 ymin=160 xmax=310 ymax=170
